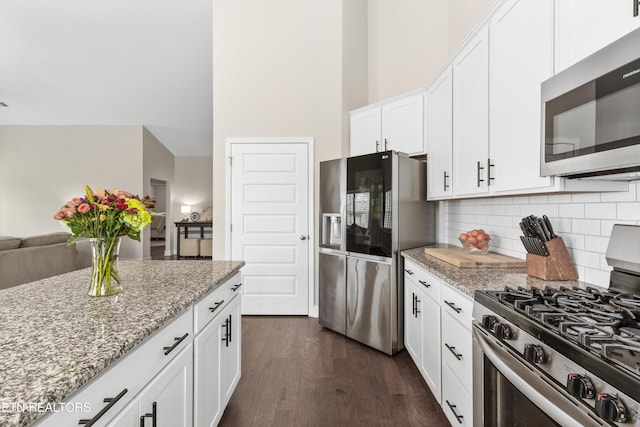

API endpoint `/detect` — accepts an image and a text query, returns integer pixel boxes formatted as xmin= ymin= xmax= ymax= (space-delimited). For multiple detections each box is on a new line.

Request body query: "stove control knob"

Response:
xmin=595 ymin=393 xmax=628 ymax=423
xmin=567 ymin=374 xmax=595 ymax=399
xmin=523 ymin=344 xmax=547 ymax=364
xmin=482 ymin=315 xmax=498 ymax=331
xmin=495 ymin=323 xmax=513 ymax=340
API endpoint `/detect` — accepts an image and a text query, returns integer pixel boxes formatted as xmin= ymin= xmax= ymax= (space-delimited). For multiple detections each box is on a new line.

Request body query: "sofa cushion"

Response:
xmin=0 ymin=236 xmax=21 ymax=251
xmin=19 ymin=232 xmax=71 ymax=248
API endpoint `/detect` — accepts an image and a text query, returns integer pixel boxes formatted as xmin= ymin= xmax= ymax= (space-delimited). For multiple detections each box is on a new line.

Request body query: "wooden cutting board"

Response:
xmin=424 ymin=247 xmax=526 ymax=268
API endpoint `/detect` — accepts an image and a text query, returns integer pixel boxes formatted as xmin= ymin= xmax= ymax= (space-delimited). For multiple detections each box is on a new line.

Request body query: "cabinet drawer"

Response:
xmin=403 ymin=259 xmax=440 ymax=302
xmin=194 ymin=272 xmax=242 ymax=334
xmin=34 ymin=308 xmax=193 ymax=427
xmin=442 ymin=364 xmax=473 ymax=426
xmin=441 ymin=310 xmax=472 ymax=393
xmin=440 ymin=283 xmax=473 ymax=328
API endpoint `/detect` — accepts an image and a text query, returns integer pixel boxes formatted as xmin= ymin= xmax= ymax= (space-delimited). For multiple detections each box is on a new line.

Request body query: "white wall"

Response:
xmin=342 ymin=0 xmax=369 ymax=154
xmin=444 ymin=184 xmax=640 ymax=288
xmin=447 ymin=0 xmax=497 ymax=53
xmin=172 ymin=156 xmax=213 ymax=254
xmin=367 ymin=0 xmax=449 ymax=103
xmin=0 ymin=125 xmax=145 ymax=259
xmin=212 ymin=0 xmax=345 ymax=260
xmin=143 ymin=127 xmax=175 ymax=259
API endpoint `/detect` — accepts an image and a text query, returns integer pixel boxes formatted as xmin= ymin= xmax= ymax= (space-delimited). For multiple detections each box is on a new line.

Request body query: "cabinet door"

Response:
xmin=221 ymin=297 xmax=242 ymax=407
xmin=138 ymin=345 xmax=193 ymax=427
xmin=489 ymin=0 xmax=554 ymax=193
xmin=350 ymin=107 xmax=382 ymax=156
xmin=194 ymin=312 xmax=225 ymax=427
xmin=382 ymin=92 xmax=425 ymax=156
xmin=425 ymin=66 xmax=453 ymax=199
xmin=107 ymin=399 xmax=139 ymax=427
xmin=420 ymin=291 xmax=441 ymax=404
xmin=452 ymin=26 xmax=489 ymax=197
xmin=555 ymin=0 xmax=640 ymax=73
xmin=404 ymin=279 xmax=422 ymax=364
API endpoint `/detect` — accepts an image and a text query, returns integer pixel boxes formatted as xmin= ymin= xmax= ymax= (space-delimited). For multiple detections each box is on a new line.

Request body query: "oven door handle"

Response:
xmin=473 ymin=326 xmax=597 ymax=427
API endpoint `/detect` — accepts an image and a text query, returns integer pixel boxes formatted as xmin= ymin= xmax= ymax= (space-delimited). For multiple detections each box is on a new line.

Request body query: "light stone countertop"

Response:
xmin=401 ymin=245 xmax=591 ymax=298
xmin=0 ymin=260 xmax=244 ymax=427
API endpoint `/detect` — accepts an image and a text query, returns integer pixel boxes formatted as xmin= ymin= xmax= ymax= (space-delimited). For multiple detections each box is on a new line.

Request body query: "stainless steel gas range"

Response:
xmin=472 ymin=225 xmax=640 ymax=426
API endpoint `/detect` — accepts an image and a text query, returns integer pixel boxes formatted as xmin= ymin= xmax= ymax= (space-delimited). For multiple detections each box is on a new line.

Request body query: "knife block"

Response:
xmin=526 ymin=237 xmax=578 ymax=281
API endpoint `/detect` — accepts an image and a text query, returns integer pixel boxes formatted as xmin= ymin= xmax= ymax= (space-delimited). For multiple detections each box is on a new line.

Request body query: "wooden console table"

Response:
xmin=174 ymin=221 xmax=212 ymax=258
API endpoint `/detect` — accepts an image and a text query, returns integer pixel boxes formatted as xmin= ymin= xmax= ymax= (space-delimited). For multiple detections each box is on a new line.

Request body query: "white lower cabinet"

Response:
xmin=108 ymin=345 xmax=194 ymax=427
xmin=442 ymin=364 xmax=472 ymax=426
xmin=403 ymin=256 xmax=473 ymax=425
xmin=404 ymin=270 xmax=441 ymax=403
xmin=194 ymin=293 xmax=241 ymax=427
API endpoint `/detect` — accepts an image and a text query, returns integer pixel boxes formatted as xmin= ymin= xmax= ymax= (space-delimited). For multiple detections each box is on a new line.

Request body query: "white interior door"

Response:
xmin=229 ymin=141 xmax=310 ymax=315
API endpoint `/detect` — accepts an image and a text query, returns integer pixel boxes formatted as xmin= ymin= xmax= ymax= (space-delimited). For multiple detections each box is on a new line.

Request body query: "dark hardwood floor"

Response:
xmin=219 ymin=316 xmax=449 ymax=427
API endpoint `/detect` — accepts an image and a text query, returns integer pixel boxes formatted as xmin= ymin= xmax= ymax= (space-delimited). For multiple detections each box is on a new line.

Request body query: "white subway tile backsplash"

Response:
xmin=559 ymin=203 xmax=585 ymax=218
xmin=617 ymin=202 xmax=640 ymax=221
xmin=571 ymin=249 xmax=601 ymax=269
xmin=601 ymin=187 xmax=636 ymax=202
xmin=444 ymin=185 xmax=640 ymax=288
xmin=548 ymin=194 xmax=572 ymax=203
xmin=528 ymin=195 xmax=549 ymax=204
xmin=601 ymin=219 xmax=638 ymax=236
xmin=584 ymin=235 xmax=610 ymax=254
xmin=572 ymin=193 xmax=601 ymax=203
xmin=585 ymin=203 xmax=616 ymax=219
xmin=584 ymin=268 xmax=610 ymax=288
xmin=572 ymin=219 xmax=601 ymax=236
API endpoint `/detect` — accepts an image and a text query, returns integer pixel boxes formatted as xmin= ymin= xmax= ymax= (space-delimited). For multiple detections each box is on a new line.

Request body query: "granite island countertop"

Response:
xmin=402 ymin=245 xmax=593 ymax=298
xmin=0 ymin=260 xmax=244 ymax=427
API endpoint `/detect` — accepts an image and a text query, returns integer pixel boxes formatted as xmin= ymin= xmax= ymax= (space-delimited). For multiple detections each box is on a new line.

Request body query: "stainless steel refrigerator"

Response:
xmin=318 ymin=151 xmax=436 ymax=355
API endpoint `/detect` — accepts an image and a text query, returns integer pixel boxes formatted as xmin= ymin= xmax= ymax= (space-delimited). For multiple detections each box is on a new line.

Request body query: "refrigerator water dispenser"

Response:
xmin=322 ymin=213 xmax=342 ymax=247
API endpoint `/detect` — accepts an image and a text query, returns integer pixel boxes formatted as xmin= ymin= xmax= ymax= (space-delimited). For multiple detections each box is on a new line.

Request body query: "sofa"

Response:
xmin=0 ymin=232 xmax=89 ymax=290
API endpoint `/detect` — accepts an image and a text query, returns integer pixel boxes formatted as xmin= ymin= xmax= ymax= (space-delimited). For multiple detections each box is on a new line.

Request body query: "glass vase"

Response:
xmin=88 ymin=237 xmax=123 ymax=297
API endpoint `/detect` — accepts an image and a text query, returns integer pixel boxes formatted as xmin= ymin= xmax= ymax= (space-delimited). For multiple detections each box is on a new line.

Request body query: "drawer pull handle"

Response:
xmin=209 ymin=300 xmax=225 ymax=313
xmin=231 ymin=283 xmax=243 ymax=292
xmin=444 ymin=300 xmax=462 ymax=314
xmin=139 ymin=402 xmax=157 ymax=427
xmin=418 ymin=279 xmax=430 ymax=288
xmin=163 ymin=333 xmax=189 ymax=356
xmin=445 ymin=343 xmax=463 ymax=360
xmin=446 ymin=400 xmax=464 ymax=424
xmin=405 ymin=269 xmax=414 ymax=276
xmin=78 ymin=388 xmax=128 ymax=426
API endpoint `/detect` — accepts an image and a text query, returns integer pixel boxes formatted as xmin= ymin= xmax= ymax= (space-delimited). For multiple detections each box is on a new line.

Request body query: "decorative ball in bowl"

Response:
xmin=459 ymin=229 xmax=491 ymax=255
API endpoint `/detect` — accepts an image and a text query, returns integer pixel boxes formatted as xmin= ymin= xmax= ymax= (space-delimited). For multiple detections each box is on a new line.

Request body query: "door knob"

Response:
xmin=300 ymin=235 xmax=307 ymax=240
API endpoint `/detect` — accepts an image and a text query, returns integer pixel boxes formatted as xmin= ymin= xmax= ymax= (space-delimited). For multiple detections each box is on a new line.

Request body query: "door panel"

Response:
xmin=230 ymin=142 xmax=309 ymax=315
xmin=318 ymin=252 xmax=346 ymax=334
xmin=346 ymin=256 xmax=392 ymax=354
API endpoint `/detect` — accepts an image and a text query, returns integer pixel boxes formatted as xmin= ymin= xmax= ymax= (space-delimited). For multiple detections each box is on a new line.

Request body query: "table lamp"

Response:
xmin=181 ymin=205 xmax=191 ymax=221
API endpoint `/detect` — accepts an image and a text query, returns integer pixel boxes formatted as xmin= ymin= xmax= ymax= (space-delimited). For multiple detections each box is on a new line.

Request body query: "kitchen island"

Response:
xmin=0 ymin=259 xmax=244 ymax=427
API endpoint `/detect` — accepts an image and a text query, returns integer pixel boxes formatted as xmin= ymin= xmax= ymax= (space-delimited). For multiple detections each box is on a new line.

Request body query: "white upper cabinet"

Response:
xmin=349 ymin=91 xmax=425 ymax=157
xmin=350 ymin=107 xmax=382 ymax=157
xmin=425 ymin=66 xmax=453 ymax=199
xmin=382 ymin=92 xmax=425 ymax=155
xmin=555 ymin=0 xmax=640 ymax=73
xmin=452 ymin=26 xmax=490 ymax=197
xmin=488 ymin=0 xmax=554 ymax=193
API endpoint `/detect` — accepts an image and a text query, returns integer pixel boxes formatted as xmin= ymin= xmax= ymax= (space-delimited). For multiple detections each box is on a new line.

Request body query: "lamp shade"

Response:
xmin=180 ymin=205 xmax=191 ymax=214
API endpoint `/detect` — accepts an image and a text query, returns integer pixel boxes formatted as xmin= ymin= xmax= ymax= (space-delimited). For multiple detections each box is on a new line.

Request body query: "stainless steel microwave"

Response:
xmin=541 ymin=27 xmax=640 ymax=180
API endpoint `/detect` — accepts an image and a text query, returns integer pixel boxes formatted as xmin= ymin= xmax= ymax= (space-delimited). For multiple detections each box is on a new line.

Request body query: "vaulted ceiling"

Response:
xmin=0 ymin=0 xmax=213 ymax=156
